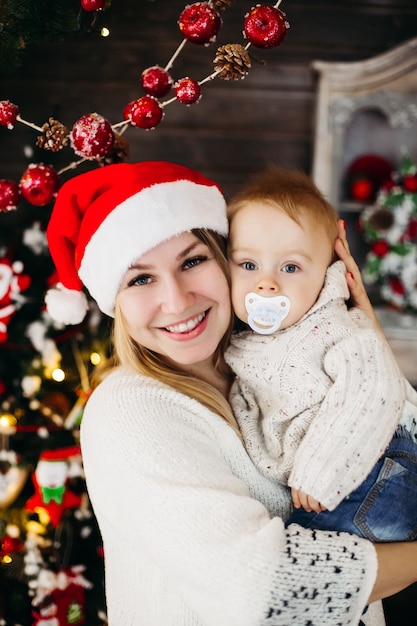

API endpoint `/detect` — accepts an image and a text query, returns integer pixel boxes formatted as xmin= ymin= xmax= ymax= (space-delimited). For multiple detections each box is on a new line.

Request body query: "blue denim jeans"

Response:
xmin=286 ymin=429 xmax=417 ymax=542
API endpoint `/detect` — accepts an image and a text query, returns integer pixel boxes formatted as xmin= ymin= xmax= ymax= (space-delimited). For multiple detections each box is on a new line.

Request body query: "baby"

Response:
xmin=226 ymin=164 xmax=417 ymax=541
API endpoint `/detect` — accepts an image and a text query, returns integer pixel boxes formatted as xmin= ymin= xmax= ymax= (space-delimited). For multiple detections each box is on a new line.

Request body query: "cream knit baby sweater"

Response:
xmin=226 ymin=261 xmax=417 ymax=511
xmin=81 ymin=363 xmax=382 ymax=625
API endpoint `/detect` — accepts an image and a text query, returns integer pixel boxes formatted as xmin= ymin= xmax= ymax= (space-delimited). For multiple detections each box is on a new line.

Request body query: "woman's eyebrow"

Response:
xmin=178 ymin=241 xmax=201 ymax=259
xmin=127 ymin=241 xmax=202 ymax=272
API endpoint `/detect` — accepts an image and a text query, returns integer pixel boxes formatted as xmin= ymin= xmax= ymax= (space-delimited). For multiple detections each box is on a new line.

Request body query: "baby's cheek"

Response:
xmin=231 ymin=289 xmax=248 ymax=323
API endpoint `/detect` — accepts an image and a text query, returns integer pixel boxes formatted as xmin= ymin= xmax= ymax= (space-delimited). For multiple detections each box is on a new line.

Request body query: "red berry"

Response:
xmin=244 ymin=5 xmax=289 ymax=49
xmin=174 ymin=77 xmax=202 ymax=105
xmin=402 ymin=174 xmax=417 ymax=192
xmin=381 ymin=179 xmax=395 ymax=193
xmin=80 ymin=0 xmax=105 ymax=11
xmin=128 ymin=96 xmax=164 ymax=130
xmin=70 ymin=113 xmax=114 ymax=159
xmin=407 ymin=219 xmax=417 ymax=240
xmin=179 ymin=2 xmax=222 ymax=45
xmin=19 ymin=164 xmax=60 ymax=207
xmin=372 ymin=240 xmax=389 ymax=257
xmin=123 ymin=101 xmax=136 ymax=121
xmin=0 ymin=100 xmax=19 ymax=129
xmin=0 ymin=180 xmax=21 ymax=212
xmin=390 ymin=277 xmax=405 ymax=296
xmin=141 ymin=65 xmax=173 ymax=98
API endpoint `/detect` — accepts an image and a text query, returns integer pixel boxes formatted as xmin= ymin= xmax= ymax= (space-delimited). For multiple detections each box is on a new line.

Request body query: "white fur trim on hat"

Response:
xmin=45 ymin=284 xmax=89 ymax=325
xmin=79 ymin=179 xmax=228 ymax=317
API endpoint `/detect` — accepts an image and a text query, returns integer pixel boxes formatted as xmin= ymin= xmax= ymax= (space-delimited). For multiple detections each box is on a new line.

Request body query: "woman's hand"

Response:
xmin=369 ymin=542 xmax=417 ymax=604
xmin=335 ymin=219 xmax=383 ymax=332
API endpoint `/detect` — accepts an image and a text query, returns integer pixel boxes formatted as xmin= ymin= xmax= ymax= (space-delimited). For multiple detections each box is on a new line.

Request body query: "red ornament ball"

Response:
xmin=350 ymin=177 xmax=374 ymax=202
xmin=0 ymin=100 xmax=19 ymax=129
xmin=0 ymin=180 xmax=21 ymax=212
xmin=174 ymin=77 xmax=202 ymax=105
xmin=1 ymin=533 xmax=23 ymax=554
xmin=178 ymin=2 xmax=222 ymax=45
xmin=244 ymin=5 xmax=289 ymax=49
xmin=70 ymin=113 xmax=114 ymax=159
xmin=80 ymin=0 xmax=105 ymax=11
xmin=347 ymin=154 xmax=393 ymax=202
xmin=127 ymin=96 xmax=164 ymax=130
xmin=141 ymin=65 xmax=173 ymax=98
xmin=19 ymin=164 xmax=60 ymax=207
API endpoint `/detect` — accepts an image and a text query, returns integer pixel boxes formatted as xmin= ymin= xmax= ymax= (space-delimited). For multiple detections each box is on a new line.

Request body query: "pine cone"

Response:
xmin=36 ymin=118 xmax=69 ymax=152
xmin=98 ymin=132 xmax=129 ymax=165
xmin=212 ymin=0 xmax=236 ymax=11
xmin=368 ymin=208 xmax=394 ymax=233
xmin=213 ymin=44 xmax=251 ymax=80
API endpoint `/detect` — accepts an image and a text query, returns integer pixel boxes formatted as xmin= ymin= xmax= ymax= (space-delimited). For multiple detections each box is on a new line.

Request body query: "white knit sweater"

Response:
xmin=226 ymin=261 xmax=417 ymax=511
xmin=81 ymin=363 xmax=382 ymax=625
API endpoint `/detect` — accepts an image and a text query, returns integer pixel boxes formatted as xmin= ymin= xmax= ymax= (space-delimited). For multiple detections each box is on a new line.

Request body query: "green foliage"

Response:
xmin=391 ymin=242 xmax=416 ymax=257
xmin=0 ymin=0 xmax=80 ymax=74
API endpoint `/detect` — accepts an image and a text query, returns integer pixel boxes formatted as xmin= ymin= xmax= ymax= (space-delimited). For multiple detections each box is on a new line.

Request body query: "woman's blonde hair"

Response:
xmin=106 ymin=229 xmax=240 ymax=432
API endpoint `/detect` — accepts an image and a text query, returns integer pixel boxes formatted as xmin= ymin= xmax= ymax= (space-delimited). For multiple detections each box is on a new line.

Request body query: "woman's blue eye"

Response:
xmin=241 ymin=261 xmax=257 ymax=271
xmin=183 ymin=255 xmax=207 ymax=269
xmin=283 ymin=264 xmax=299 ymax=273
xmin=128 ymin=274 xmax=152 ymax=287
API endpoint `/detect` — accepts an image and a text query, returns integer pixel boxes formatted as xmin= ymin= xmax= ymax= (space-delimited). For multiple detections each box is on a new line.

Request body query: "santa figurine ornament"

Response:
xmin=0 ymin=257 xmax=31 ymax=342
xmin=31 ymin=566 xmax=92 ymax=626
xmin=25 ymin=446 xmax=82 ymax=527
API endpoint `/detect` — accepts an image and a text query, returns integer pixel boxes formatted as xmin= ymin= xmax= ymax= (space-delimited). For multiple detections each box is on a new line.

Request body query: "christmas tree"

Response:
xmin=0 ymin=139 xmax=109 ymax=625
xmin=0 ymin=0 xmax=106 ymax=75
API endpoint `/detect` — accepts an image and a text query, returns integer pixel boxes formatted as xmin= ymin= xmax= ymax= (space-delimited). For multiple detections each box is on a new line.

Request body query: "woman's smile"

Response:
xmin=163 ymin=310 xmax=207 ymax=335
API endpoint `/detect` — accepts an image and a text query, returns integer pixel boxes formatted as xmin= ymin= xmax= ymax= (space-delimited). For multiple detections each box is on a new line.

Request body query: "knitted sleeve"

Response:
xmin=81 ymin=369 xmax=379 ymax=625
xmin=289 ymin=327 xmax=407 ymax=510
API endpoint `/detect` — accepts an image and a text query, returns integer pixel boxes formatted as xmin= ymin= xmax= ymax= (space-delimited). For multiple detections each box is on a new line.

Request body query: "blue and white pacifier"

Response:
xmin=245 ymin=292 xmax=291 ymax=335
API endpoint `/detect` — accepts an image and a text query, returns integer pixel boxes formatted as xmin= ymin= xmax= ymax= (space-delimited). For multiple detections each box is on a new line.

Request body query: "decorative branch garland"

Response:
xmin=0 ymin=0 xmax=289 ymax=211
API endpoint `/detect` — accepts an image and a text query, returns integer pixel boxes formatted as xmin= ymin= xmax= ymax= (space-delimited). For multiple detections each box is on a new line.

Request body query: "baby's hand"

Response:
xmin=291 ymin=487 xmax=326 ymax=513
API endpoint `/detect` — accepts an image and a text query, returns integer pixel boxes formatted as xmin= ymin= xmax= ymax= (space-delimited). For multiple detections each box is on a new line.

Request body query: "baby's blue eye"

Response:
xmin=282 ymin=264 xmax=299 ymax=274
xmin=241 ymin=261 xmax=257 ymax=271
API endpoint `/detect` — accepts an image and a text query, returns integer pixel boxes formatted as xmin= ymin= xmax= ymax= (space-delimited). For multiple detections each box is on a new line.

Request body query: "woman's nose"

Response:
xmin=160 ymin=277 xmax=193 ymax=313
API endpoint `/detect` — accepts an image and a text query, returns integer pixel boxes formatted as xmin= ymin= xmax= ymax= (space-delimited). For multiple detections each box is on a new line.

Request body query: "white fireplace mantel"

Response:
xmin=311 ymin=39 xmax=417 ymax=386
xmin=311 ymin=37 xmax=417 ymax=208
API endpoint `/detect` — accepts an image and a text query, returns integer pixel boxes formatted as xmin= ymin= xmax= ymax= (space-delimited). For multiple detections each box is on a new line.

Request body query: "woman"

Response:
xmin=45 ymin=161 xmax=417 ymax=625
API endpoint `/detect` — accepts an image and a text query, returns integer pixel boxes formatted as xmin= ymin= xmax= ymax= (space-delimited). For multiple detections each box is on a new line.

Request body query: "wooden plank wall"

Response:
xmin=1 ymin=0 xmax=417 ymax=199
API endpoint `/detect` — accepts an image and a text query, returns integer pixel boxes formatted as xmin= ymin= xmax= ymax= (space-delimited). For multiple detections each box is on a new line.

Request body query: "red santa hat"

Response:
xmin=45 ymin=161 xmax=228 ymax=324
xmin=38 ymin=446 xmax=81 ymax=462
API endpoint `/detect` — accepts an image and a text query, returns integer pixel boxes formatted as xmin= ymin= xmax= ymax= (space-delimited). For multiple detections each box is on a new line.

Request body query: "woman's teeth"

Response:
xmin=165 ymin=312 xmax=205 ymax=333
